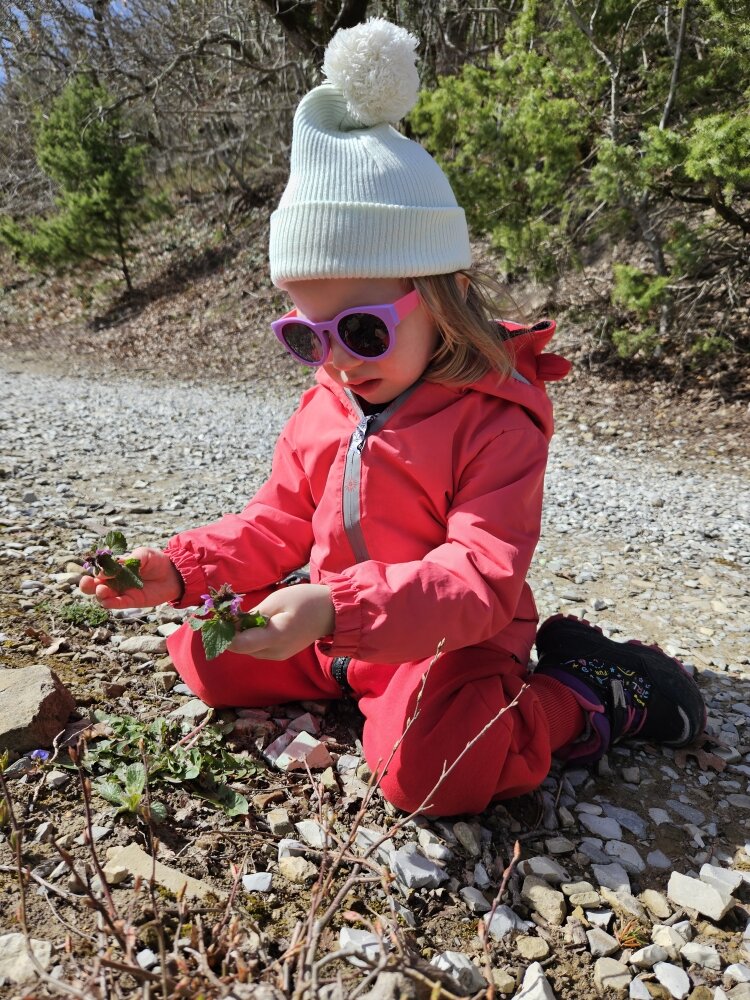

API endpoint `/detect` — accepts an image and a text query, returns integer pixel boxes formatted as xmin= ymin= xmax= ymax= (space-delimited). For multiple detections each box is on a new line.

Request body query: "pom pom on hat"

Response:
xmin=269 ymin=18 xmax=472 ymax=283
xmin=322 ymin=18 xmax=420 ymax=126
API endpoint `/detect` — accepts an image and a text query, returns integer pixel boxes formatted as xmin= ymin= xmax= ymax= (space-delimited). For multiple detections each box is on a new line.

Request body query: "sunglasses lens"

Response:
xmin=338 ymin=313 xmax=390 ymax=358
xmin=280 ymin=323 xmax=325 ymax=363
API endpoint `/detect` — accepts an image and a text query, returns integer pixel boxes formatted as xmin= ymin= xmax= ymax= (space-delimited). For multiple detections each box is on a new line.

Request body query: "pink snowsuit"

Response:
xmin=165 ymin=322 xmax=570 ymax=815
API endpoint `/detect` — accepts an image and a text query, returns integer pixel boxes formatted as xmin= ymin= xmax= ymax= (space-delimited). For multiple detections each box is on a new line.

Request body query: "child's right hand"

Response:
xmin=78 ymin=546 xmax=183 ymax=609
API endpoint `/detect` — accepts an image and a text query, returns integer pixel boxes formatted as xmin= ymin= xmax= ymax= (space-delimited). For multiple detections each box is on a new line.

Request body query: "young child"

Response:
xmin=81 ymin=19 xmax=705 ymax=816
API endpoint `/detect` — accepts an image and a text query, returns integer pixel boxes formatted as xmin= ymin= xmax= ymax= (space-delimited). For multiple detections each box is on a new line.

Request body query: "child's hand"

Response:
xmin=79 ymin=547 xmax=183 ymax=609
xmin=228 ymin=584 xmax=335 ymax=661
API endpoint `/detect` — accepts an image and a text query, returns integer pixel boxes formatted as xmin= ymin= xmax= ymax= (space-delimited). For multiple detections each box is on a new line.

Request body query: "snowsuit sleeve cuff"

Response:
xmin=163 ymin=539 xmax=209 ymax=609
xmin=319 ymin=575 xmax=362 ymax=657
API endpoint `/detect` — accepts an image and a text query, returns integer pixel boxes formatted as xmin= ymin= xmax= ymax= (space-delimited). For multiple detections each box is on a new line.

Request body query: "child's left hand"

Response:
xmin=228 ymin=584 xmax=335 ymax=661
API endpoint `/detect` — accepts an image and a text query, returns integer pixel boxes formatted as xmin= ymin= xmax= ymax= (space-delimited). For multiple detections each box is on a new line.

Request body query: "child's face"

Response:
xmin=281 ymin=277 xmax=439 ymax=405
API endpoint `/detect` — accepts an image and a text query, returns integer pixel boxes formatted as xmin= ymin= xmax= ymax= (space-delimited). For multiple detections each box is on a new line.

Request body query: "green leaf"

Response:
xmin=147 ymin=801 xmax=168 ymax=823
xmin=201 ymin=618 xmax=236 ymax=660
xmin=238 ymin=611 xmax=269 ymax=631
xmin=104 ymin=530 xmax=128 ymax=555
xmin=194 ymin=784 xmax=249 ymax=816
xmin=124 ymin=762 xmax=147 ymax=795
xmin=94 ymin=778 xmax=126 ymax=806
xmin=109 ymin=562 xmax=144 ymax=592
xmin=188 ymin=615 xmax=205 ymax=631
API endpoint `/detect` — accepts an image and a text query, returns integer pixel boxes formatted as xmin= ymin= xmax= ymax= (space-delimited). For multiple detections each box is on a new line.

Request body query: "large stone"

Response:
xmin=484 ymin=905 xmax=532 ymax=940
xmin=653 ymin=961 xmax=690 ymax=999
xmin=521 ymin=875 xmax=567 ymax=925
xmin=104 ymin=842 xmax=226 ymax=901
xmin=0 ymin=665 xmax=75 ymax=754
xmin=390 ymin=848 xmax=447 ymax=890
xmin=594 ymin=957 xmax=631 ymax=995
xmin=667 ymin=871 xmax=735 ymax=921
xmin=118 ymin=634 xmax=167 ymax=654
xmin=430 ymin=951 xmax=486 ymax=993
xmin=514 ymin=961 xmax=555 ymax=1000
xmin=0 ymin=932 xmax=53 ymax=984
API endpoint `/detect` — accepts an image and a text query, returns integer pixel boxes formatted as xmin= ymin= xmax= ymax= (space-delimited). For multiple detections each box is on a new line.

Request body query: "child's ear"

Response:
xmin=455 ymin=273 xmax=470 ymax=300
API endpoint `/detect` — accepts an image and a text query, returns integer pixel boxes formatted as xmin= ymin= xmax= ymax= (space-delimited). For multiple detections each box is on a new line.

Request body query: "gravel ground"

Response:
xmin=1 ymin=353 xmax=750 ymax=999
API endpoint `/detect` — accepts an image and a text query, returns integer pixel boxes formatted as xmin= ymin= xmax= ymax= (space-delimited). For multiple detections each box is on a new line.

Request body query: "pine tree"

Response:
xmin=0 ymin=73 xmax=167 ymax=292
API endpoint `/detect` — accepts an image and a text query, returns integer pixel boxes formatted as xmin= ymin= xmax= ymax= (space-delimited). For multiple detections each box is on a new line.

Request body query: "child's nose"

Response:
xmin=328 ymin=339 xmax=363 ymax=371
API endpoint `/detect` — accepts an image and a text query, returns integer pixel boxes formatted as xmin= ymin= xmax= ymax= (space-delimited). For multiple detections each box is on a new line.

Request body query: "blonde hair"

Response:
xmin=414 ymin=268 xmax=519 ymax=385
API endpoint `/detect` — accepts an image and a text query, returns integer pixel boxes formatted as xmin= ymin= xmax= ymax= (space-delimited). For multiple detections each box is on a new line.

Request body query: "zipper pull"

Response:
xmin=353 ymin=415 xmax=373 ymax=452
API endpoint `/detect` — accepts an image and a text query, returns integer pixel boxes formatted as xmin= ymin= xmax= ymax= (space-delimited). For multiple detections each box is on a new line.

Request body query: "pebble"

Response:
xmin=521 ymin=875 xmax=567 ymax=925
xmin=653 ymin=960 xmax=691 ymax=999
xmin=587 ymin=927 xmax=621 ymax=957
xmin=242 ymin=873 xmax=273 ymax=893
xmin=390 ymin=848 xmax=448 ymax=890
xmin=459 ymin=886 xmax=491 ymax=914
xmin=593 ymin=862 xmax=631 ymax=893
xmin=680 ymin=942 xmax=721 ymax=969
xmin=514 ymin=962 xmax=556 ymax=1000
xmin=484 ymin=906 xmax=532 ymax=940
xmin=594 ymin=957 xmax=631 ymax=994
xmin=516 ymin=936 xmax=550 ymax=961
xmin=430 ymin=951 xmax=486 ymax=992
xmin=667 ymin=871 xmax=735 ymax=921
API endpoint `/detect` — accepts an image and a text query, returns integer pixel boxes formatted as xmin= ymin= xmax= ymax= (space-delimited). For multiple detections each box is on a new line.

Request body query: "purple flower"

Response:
xmin=230 ymin=595 xmax=243 ymax=616
xmin=30 ymin=749 xmax=50 ymax=762
xmin=82 ymin=560 xmax=92 ymax=571
xmin=199 ymin=595 xmax=215 ymax=614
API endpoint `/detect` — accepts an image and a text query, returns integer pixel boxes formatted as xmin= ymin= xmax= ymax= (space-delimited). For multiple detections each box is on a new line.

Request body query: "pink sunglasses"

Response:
xmin=272 ymin=289 xmax=420 ymax=366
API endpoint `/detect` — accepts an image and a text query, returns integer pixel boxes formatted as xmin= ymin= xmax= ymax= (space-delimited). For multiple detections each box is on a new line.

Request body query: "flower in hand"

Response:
xmin=189 ymin=583 xmax=268 ymax=660
xmin=82 ymin=531 xmax=143 ymax=594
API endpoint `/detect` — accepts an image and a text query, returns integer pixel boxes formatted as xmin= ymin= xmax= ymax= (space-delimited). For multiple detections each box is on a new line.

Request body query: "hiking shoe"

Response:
xmin=534 ymin=615 xmax=706 ymax=764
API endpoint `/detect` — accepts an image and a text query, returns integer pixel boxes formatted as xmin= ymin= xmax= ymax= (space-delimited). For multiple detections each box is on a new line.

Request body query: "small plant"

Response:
xmin=614 ymin=917 xmax=648 ymax=949
xmin=95 ymin=761 xmax=168 ymax=822
xmin=82 ymin=530 xmax=143 ymax=594
xmin=83 ymin=710 xmax=264 ymax=816
xmin=42 ymin=599 xmax=110 ymax=628
xmin=189 ymin=583 xmax=268 ymax=660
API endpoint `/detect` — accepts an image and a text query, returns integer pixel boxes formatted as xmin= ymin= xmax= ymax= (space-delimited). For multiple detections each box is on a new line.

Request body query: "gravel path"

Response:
xmin=4 ymin=360 xmax=747 ymax=673
xmin=2 ymin=357 xmax=750 ymax=998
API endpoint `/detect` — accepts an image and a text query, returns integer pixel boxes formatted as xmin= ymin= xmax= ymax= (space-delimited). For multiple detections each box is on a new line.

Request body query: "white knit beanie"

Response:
xmin=269 ymin=18 xmax=472 ymax=285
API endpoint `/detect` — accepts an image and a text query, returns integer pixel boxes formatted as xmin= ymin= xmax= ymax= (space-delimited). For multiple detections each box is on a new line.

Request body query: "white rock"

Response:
xmin=430 ymin=951 xmax=486 ymax=992
xmin=667 ymin=871 xmax=735 ymax=921
xmin=275 ymin=730 xmax=333 ymax=771
xmin=652 ymin=925 xmax=690 ymax=961
xmin=242 ymin=873 xmax=273 ymax=893
xmin=339 ymin=927 xmax=382 ymax=968
xmin=630 ymin=945 xmax=669 ymax=969
xmin=629 ymin=977 xmax=651 ymax=999
xmin=680 ymin=942 xmax=721 ymax=970
xmin=513 ymin=961 xmax=556 ymax=1000
xmin=483 ymin=905 xmax=532 ymax=940
xmin=294 ymin=819 xmax=328 ymax=850
xmin=277 ymin=838 xmax=307 ymax=859
xmin=136 ymin=948 xmax=158 ymax=970
xmin=0 ymin=932 xmax=53 ymax=984
xmin=355 ymin=826 xmax=395 ymax=864
xmin=700 ymin=863 xmax=744 ymax=894
xmin=390 ymin=848 xmax=447 ymax=890
xmin=725 ymin=964 xmax=750 ymax=984
xmin=653 ymin=961 xmax=691 ymax=999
